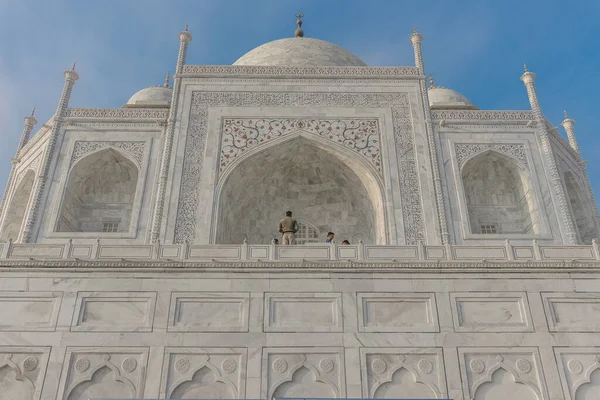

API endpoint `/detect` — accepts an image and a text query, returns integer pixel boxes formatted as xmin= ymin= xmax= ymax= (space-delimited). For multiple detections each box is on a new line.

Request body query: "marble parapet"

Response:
xmin=1 ymin=240 xmax=599 ymax=265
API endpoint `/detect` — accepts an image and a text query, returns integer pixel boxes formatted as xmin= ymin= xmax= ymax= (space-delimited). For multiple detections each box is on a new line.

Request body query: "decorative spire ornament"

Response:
xmin=72 ymin=62 xmax=76 ymax=71
xmin=524 ymin=63 xmax=528 ymax=73
xmin=294 ymin=11 xmax=304 ymax=37
xmin=164 ymin=72 xmax=171 ymax=88
xmin=429 ymin=74 xmax=435 ymax=88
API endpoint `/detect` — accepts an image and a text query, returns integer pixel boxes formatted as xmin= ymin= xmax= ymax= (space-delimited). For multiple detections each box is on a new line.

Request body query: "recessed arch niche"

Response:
xmin=0 ymin=364 xmax=35 ymax=400
xmin=462 ymin=151 xmax=540 ymax=235
xmin=67 ymin=366 xmax=133 ymax=400
xmin=272 ymin=366 xmax=336 ymax=399
xmin=474 ymin=368 xmax=538 ymax=400
xmin=57 ymin=148 xmax=138 ymax=233
xmin=0 ymin=169 xmax=35 ymax=242
xmin=373 ymin=367 xmax=436 ymax=399
xmin=215 ymin=135 xmax=385 ymax=245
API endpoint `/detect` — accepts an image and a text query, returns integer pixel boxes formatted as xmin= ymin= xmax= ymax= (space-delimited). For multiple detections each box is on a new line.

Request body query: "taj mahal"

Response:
xmin=1 ymin=13 xmax=600 ymax=400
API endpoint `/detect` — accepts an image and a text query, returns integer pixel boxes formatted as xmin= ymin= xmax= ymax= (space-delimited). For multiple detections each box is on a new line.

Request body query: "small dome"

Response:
xmin=233 ymin=37 xmax=367 ymax=67
xmin=428 ymin=87 xmax=478 ymax=110
xmin=124 ymin=86 xmax=172 ymax=108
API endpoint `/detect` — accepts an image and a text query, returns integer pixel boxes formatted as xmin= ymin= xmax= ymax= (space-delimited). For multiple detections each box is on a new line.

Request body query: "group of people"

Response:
xmin=276 ymin=211 xmax=351 ymax=246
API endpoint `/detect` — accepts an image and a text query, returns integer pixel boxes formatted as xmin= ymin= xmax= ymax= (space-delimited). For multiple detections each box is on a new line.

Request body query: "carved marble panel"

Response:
xmin=175 ymin=91 xmax=425 ymax=245
xmin=56 ymin=347 xmax=148 ymax=400
xmin=0 ymin=347 xmax=50 ymax=400
xmin=160 ymin=347 xmax=247 ymax=399
xmin=262 ymin=348 xmax=345 ymax=400
xmin=359 ymin=348 xmax=447 ymax=399
xmin=458 ymin=348 xmax=548 ymax=400
xmin=542 ymin=292 xmax=600 ymax=332
xmin=264 ymin=292 xmax=343 ymax=332
xmin=554 ymin=347 xmax=600 ymax=400
xmin=167 ymin=292 xmax=250 ymax=332
xmin=70 ymin=291 xmax=156 ymax=332
xmin=357 ymin=292 xmax=439 ymax=332
xmin=450 ymin=292 xmax=534 ymax=332
xmin=0 ymin=291 xmax=61 ymax=331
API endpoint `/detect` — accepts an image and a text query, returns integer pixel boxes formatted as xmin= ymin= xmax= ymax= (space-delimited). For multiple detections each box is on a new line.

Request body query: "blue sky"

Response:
xmin=1 ymin=0 xmax=600 ymax=201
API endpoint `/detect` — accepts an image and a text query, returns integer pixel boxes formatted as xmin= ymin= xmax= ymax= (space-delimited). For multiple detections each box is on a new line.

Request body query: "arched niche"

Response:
xmin=0 ymin=364 xmax=34 ymax=400
xmin=575 ymin=368 xmax=600 ymax=400
xmin=57 ymin=148 xmax=138 ymax=233
xmin=272 ymin=366 xmax=336 ymax=399
xmin=564 ymin=171 xmax=596 ymax=244
xmin=474 ymin=368 xmax=538 ymax=400
xmin=215 ymin=135 xmax=385 ymax=244
xmin=462 ymin=151 xmax=540 ymax=235
xmin=373 ymin=367 xmax=436 ymax=399
xmin=0 ymin=170 xmax=35 ymax=242
xmin=67 ymin=366 xmax=133 ymax=400
xmin=170 ymin=366 xmax=235 ymax=399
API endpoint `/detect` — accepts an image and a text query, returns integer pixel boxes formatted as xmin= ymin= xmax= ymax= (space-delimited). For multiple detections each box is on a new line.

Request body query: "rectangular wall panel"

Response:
xmin=264 ymin=292 xmax=343 ymax=332
xmin=168 ymin=292 xmax=250 ymax=332
xmin=0 ymin=292 xmax=62 ymax=331
xmin=71 ymin=291 xmax=156 ymax=332
xmin=357 ymin=292 xmax=439 ymax=332
xmin=450 ymin=292 xmax=534 ymax=332
xmin=542 ymin=292 xmax=600 ymax=332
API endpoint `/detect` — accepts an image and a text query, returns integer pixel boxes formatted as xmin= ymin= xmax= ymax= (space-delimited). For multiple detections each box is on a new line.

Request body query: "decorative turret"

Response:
xmin=17 ymin=109 xmax=37 ymax=153
xmin=561 ymin=110 xmax=580 ymax=155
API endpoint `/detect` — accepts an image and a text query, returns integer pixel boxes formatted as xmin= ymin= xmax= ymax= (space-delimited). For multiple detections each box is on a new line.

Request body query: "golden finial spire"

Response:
xmin=164 ymin=72 xmax=171 ymax=88
xmin=429 ymin=74 xmax=435 ymax=88
xmin=414 ymin=25 xmax=417 ymax=34
xmin=523 ymin=63 xmax=528 ymax=73
xmin=295 ymin=11 xmax=304 ymax=37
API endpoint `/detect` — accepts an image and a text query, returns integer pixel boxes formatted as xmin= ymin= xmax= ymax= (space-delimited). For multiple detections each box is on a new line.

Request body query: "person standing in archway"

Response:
xmin=278 ymin=211 xmax=298 ymax=245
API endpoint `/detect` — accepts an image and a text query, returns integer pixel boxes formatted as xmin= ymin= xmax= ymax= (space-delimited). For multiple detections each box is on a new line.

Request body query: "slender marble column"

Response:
xmin=410 ymin=27 xmax=450 ymax=244
xmin=521 ymin=66 xmax=578 ymax=244
xmin=21 ymin=66 xmax=78 ymax=243
xmin=150 ymin=26 xmax=192 ymax=243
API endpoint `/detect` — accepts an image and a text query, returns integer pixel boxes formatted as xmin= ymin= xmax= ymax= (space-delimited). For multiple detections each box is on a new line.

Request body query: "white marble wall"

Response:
xmin=1 ymin=268 xmax=599 ymax=400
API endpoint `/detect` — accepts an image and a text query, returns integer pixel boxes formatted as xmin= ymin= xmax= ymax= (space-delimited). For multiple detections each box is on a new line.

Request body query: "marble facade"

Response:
xmin=0 ymin=22 xmax=600 ymax=400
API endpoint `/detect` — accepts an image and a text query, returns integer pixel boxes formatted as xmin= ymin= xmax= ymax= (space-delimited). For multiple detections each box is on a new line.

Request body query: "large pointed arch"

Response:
xmin=461 ymin=150 xmax=540 ymax=235
xmin=0 ymin=169 xmax=36 ymax=243
xmin=213 ymin=131 xmax=387 ymax=244
xmin=56 ymin=148 xmax=139 ymax=233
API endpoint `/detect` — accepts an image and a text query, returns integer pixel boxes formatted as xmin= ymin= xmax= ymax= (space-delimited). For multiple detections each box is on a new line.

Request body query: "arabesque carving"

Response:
xmin=219 ymin=118 xmax=381 ymax=175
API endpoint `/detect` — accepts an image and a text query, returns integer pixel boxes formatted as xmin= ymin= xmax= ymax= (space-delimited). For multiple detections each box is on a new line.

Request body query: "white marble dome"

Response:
xmin=124 ymin=86 xmax=172 ymax=108
xmin=428 ymin=86 xmax=478 ymax=110
xmin=233 ymin=37 xmax=367 ymax=67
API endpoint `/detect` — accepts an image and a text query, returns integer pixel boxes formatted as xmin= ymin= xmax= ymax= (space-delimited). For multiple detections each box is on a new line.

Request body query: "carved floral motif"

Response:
xmin=220 ymin=118 xmax=381 ymax=174
xmin=455 ymin=143 xmax=529 ymax=170
xmin=70 ymin=141 xmax=145 ymax=168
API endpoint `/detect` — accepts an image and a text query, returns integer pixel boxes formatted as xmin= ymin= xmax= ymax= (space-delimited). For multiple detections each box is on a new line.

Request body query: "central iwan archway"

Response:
xmin=215 ymin=137 xmax=384 ymax=244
